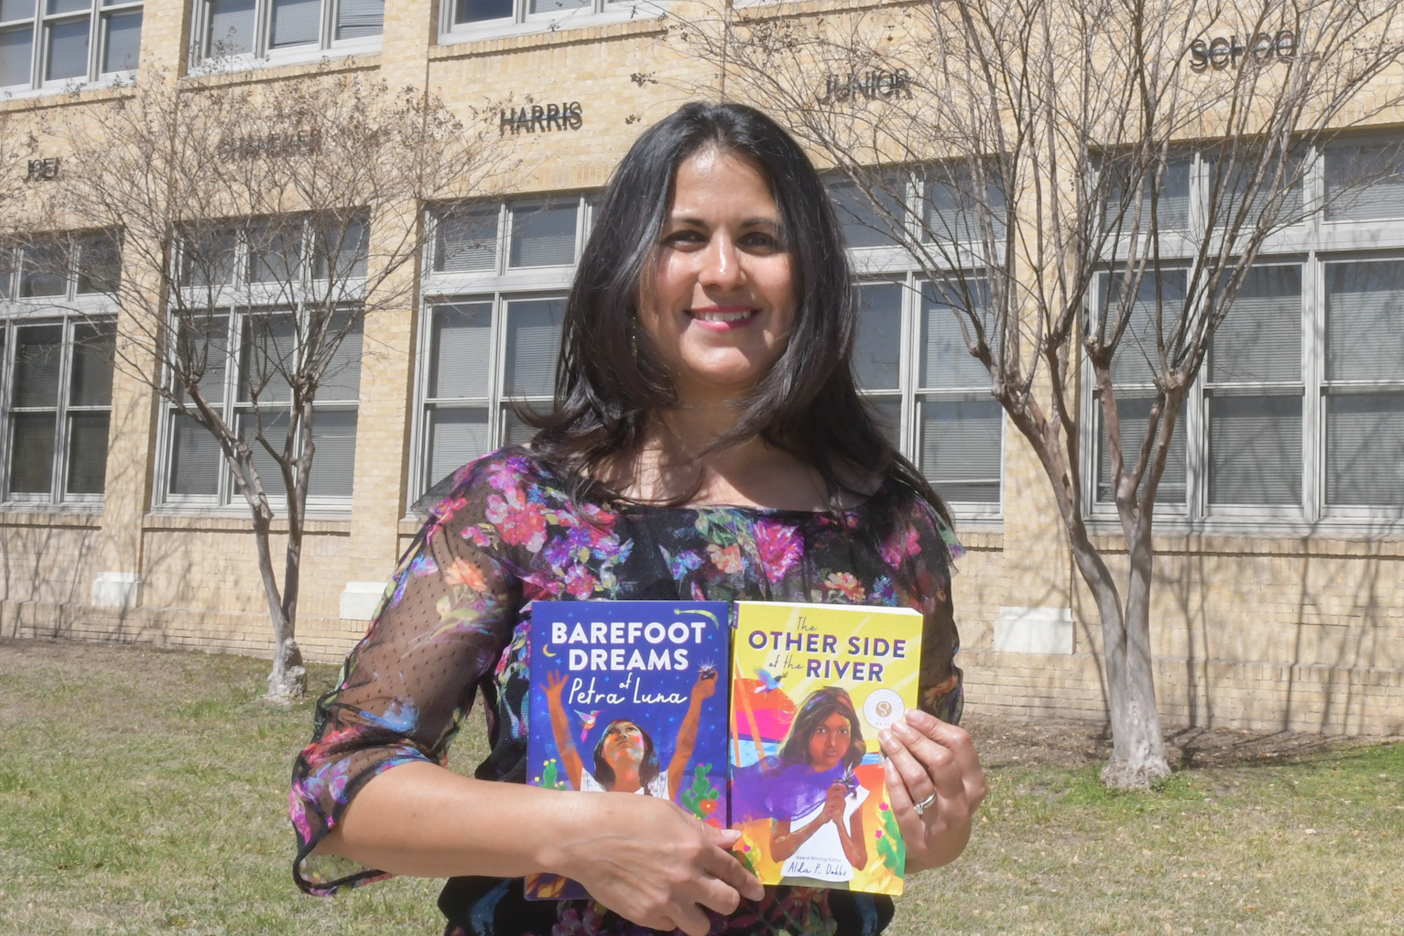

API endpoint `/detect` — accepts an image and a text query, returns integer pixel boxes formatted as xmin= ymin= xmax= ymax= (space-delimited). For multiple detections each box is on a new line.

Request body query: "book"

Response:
xmin=525 ymin=599 xmax=732 ymax=900
xmin=728 ymin=601 xmax=923 ymax=896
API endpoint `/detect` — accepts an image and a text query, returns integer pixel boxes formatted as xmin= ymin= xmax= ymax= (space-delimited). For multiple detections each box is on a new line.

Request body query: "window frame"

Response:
xmin=410 ymin=194 xmax=594 ymax=508
xmin=1083 ymin=138 xmax=1404 ymax=529
xmin=437 ymin=0 xmax=662 ymax=45
xmin=0 ymin=0 xmax=143 ymax=95
xmin=153 ymin=214 xmax=367 ymax=514
xmin=189 ymin=0 xmax=381 ymax=69
xmin=830 ymin=170 xmax=1006 ymax=520
xmin=0 ymin=237 xmax=119 ymax=507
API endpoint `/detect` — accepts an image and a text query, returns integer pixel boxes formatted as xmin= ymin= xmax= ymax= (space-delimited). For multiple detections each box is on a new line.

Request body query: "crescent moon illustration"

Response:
xmin=542 ymin=644 xmax=557 ymax=657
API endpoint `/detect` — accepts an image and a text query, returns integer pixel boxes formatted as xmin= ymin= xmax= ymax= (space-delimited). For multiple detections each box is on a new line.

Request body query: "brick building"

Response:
xmin=1 ymin=0 xmax=1401 ymax=735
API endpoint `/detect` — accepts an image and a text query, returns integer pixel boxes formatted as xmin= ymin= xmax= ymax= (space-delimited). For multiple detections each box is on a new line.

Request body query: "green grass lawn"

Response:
xmin=2 ymin=639 xmax=1401 ymax=935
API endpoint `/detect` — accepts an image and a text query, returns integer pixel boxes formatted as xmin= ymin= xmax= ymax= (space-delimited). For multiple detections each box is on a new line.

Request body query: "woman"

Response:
xmin=290 ymin=101 xmax=985 ymax=936
xmin=765 ymin=688 xmax=869 ymax=882
xmin=542 ymin=667 xmax=718 ymax=801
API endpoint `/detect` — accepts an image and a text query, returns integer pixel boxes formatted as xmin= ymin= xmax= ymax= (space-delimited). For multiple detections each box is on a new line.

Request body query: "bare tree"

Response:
xmin=671 ymin=0 xmax=1404 ymax=785
xmin=46 ymin=66 xmax=505 ymax=700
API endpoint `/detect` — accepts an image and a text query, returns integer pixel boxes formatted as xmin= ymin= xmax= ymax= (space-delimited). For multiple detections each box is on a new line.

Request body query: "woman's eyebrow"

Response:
xmin=666 ymin=215 xmax=777 ymax=228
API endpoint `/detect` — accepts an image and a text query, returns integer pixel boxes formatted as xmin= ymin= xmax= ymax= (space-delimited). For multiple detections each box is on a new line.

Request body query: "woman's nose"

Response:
xmin=698 ymin=237 xmax=745 ymax=291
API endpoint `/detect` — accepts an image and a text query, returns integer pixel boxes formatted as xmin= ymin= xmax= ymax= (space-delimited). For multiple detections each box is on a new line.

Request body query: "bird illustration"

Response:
xmin=754 ymin=667 xmax=784 ymax=693
xmin=575 ymin=709 xmax=600 ymax=741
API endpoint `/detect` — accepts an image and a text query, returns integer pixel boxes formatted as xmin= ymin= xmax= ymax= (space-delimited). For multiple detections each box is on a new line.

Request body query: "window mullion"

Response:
xmin=86 ymin=0 xmax=99 ymax=83
xmin=0 ymin=322 xmax=11 ymax=498
xmin=899 ymin=272 xmax=918 ymax=460
xmin=1302 ymin=251 xmax=1323 ymax=522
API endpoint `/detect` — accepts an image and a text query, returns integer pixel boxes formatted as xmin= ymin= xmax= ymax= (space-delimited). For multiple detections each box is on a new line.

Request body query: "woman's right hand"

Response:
xmin=552 ymin=792 xmax=764 ymax=936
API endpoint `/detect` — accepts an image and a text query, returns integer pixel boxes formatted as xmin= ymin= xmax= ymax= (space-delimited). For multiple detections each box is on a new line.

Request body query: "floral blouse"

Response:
xmin=291 ymin=448 xmax=964 ymax=936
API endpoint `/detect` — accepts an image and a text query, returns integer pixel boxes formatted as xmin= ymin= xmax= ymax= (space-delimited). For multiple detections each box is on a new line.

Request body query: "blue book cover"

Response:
xmin=526 ymin=600 xmax=732 ymax=900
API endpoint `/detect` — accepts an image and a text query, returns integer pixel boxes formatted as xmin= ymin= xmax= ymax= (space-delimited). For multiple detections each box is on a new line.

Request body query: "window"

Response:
xmin=830 ymin=173 xmax=1005 ymax=516
xmin=0 ymin=0 xmax=141 ymax=92
xmin=0 ymin=236 xmax=118 ymax=504
xmin=440 ymin=0 xmax=654 ymax=42
xmin=192 ymin=0 xmax=380 ymax=64
xmin=158 ymin=215 xmax=366 ymax=510
xmin=414 ymin=195 xmax=592 ymax=500
xmin=1087 ymin=138 xmax=1404 ymax=523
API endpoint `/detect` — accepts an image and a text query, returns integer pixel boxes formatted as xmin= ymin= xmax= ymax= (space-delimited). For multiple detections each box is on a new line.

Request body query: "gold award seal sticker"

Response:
xmin=863 ymin=688 xmax=905 ymax=731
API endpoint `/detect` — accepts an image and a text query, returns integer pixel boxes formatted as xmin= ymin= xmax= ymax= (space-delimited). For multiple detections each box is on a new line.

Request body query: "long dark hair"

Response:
xmin=527 ymin=101 xmax=949 ymax=520
xmin=591 ymin=719 xmax=661 ymax=794
xmin=779 ymin=686 xmax=866 ymax=772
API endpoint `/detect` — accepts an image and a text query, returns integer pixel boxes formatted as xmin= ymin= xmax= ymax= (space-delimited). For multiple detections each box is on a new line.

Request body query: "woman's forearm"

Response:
xmin=317 ymin=759 xmax=765 ymax=936
xmin=318 ymin=761 xmax=594 ymax=879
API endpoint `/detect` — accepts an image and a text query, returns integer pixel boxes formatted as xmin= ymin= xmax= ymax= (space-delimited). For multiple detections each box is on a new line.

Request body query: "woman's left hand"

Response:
xmin=878 ymin=709 xmax=986 ymax=873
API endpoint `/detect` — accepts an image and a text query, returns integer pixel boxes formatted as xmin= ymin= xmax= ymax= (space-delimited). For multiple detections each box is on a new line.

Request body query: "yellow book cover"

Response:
xmin=728 ymin=601 xmax=923 ymax=896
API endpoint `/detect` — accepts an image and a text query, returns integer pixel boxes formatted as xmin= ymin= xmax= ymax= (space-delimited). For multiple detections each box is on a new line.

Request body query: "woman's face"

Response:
xmin=638 ymin=146 xmax=797 ymax=408
xmin=808 ymin=711 xmax=852 ymax=772
xmin=601 ymin=721 xmax=646 ymax=768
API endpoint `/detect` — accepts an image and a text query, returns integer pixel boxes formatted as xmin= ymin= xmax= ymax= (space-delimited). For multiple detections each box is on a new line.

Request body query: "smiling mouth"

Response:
xmin=689 ymin=307 xmax=758 ymax=323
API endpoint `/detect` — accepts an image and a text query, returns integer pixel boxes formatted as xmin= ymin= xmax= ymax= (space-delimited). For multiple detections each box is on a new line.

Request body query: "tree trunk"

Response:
xmin=249 ymin=483 xmax=306 ymax=703
xmin=1099 ymin=520 xmax=1170 ymax=788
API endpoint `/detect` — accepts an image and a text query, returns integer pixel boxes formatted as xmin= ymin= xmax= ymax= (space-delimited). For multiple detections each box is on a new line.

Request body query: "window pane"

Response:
xmin=66 ymin=411 xmax=109 ymax=494
xmin=335 ymin=0 xmax=381 ymax=38
xmin=318 ymin=316 xmax=362 ymax=402
xmin=1207 ymin=151 xmax=1304 ymax=230
xmin=1095 ymin=393 xmax=1187 ymax=505
xmin=921 ymin=162 xmax=1006 ymax=244
xmin=509 ymin=201 xmax=577 ymax=268
xmin=10 ymin=413 xmax=56 ymax=494
xmin=237 ymin=408 xmax=289 ymax=500
xmin=99 ymin=7 xmax=138 ymax=71
xmin=428 ymin=302 xmax=491 ymax=400
xmin=502 ymin=406 xmax=538 ymax=447
xmin=921 ymin=278 xmax=992 ymax=390
xmin=206 ymin=0 xmax=253 ymax=56
xmin=853 ymin=282 xmax=901 ymax=391
xmin=76 ymin=231 xmax=121 ymax=294
xmin=175 ymin=313 xmax=230 ymax=405
xmin=1101 ymin=153 xmax=1192 ymax=233
xmin=1325 ymin=261 xmax=1404 ymax=381
xmin=313 ymin=214 xmax=368 ymax=280
xmin=918 ymin=394 xmax=1001 ymax=503
xmin=1324 ymin=142 xmax=1404 ymax=222
xmin=435 ymin=206 xmax=498 ymax=273
xmin=1 ymin=0 xmax=36 ymax=20
xmin=1103 ymin=269 xmax=1188 ymax=386
xmin=0 ymin=26 xmax=33 ymax=88
xmin=44 ymin=15 xmax=88 ymax=81
xmin=168 ymin=412 xmax=220 ymax=496
xmin=239 ymin=314 xmax=296 ymax=403
xmin=47 ymin=0 xmax=86 ymax=13
xmin=1209 ymin=265 xmax=1301 ymax=383
xmin=426 ymin=406 xmax=490 ymax=489
xmin=182 ymin=229 xmax=237 ymax=287
xmin=307 ymin=409 xmax=356 ymax=497
xmin=20 ymin=241 xmax=68 ymax=298
xmin=0 ymin=246 xmax=12 ymax=298
xmin=528 ymin=0 xmax=586 ymax=12
xmin=70 ymin=321 xmax=115 ymax=407
xmin=1208 ymin=394 xmax=1301 ymax=506
xmin=13 ymin=324 xmax=63 ymax=407
xmin=503 ymin=297 xmax=563 ymax=397
xmin=1326 ymin=392 xmax=1404 ymax=506
xmin=270 ymin=0 xmax=318 ymax=47
xmin=455 ymin=0 xmax=509 ymax=21
xmin=248 ymin=222 xmax=302 ymax=283
xmin=828 ymin=177 xmax=904 ymax=249
xmin=865 ymin=396 xmax=901 ymax=451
